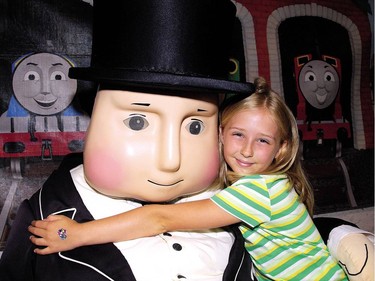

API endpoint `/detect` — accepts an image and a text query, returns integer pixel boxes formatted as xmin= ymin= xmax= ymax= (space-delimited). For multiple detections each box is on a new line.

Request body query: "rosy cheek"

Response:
xmin=202 ymin=148 xmax=220 ymax=186
xmin=84 ymin=152 xmax=123 ymax=193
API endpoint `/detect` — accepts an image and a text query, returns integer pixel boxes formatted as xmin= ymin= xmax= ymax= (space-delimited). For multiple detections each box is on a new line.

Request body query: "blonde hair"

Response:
xmin=218 ymin=77 xmax=314 ymax=215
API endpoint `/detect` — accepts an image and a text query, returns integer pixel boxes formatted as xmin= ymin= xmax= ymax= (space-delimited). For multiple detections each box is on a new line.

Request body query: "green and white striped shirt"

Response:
xmin=211 ymin=174 xmax=348 ymax=281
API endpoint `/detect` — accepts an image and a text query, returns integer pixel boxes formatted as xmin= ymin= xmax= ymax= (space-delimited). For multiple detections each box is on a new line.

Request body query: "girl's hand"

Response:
xmin=29 ymin=215 xmax=82 ymax=255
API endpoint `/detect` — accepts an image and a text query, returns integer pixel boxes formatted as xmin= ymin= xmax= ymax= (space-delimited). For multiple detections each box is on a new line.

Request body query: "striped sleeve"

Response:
xmin=211 ymin=175 xmax=271 ymax=227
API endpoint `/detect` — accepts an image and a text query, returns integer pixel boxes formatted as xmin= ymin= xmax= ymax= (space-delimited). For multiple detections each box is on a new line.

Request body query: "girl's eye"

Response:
xmin=123 ymin=115 xmax=149 ymax=131
xmin=259 ymin=138 xmax=270 ymax=144
xmin=232 ymin=132 xmax=243 ymax=138
xmin=186 ymin=119 xmax=205 ymax=135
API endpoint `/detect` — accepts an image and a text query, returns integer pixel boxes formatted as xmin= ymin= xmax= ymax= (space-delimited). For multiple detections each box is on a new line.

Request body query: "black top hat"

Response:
xmin=69 ymin=0 xmax=254 ymax=94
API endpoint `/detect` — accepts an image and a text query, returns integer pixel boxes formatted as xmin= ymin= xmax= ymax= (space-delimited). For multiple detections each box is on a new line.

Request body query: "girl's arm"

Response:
xmin=29 ymin=199 xmax=240 ymax=255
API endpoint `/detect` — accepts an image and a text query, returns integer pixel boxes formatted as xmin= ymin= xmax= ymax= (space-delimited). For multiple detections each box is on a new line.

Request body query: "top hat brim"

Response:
xmin=69 ymin=67 xmax=255 ymax=94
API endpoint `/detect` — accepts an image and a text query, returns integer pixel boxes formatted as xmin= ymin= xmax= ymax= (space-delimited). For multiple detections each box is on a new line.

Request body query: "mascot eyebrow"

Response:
xmin=131 ymin=103 xmax=150 ymax=106
xmin=131 ymin=102 xmax=208 ymax=112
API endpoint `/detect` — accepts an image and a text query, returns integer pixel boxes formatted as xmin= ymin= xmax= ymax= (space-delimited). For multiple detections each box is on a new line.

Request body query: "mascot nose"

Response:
xmin=157 ymin=126 xmax=181 ymax=172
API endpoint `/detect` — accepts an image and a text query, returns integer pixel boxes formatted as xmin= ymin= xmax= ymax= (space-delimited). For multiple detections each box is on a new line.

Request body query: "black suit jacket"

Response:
xmin=0 ymin=153 xmax=253 ymax=281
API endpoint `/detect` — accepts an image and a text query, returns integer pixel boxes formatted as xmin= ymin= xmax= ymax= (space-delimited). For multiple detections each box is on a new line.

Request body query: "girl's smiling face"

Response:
xmin=220 ymin=107 xmax=285 ymax=175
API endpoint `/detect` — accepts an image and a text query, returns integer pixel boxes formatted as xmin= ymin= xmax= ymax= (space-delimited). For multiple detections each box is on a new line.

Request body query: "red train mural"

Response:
xmin=294 ymin=54 xmax=351 ymax=157
xmin=0 ymin=52 xmax=90 ymax=173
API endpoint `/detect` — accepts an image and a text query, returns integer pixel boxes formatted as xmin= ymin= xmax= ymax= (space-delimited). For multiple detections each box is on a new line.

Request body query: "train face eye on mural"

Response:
xmin=298 ymin=59 xmax=340 ymax=110
xmin=0 ymin=52 xmax=90 ymax=170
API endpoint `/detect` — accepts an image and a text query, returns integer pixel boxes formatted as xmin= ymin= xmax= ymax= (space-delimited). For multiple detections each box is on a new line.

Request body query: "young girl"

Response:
xmin=29 ymin=77 xmax=348 ymax=281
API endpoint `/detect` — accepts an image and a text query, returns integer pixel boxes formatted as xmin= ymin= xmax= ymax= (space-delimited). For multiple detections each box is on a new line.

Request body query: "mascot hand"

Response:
xmin=328 ymin=225 xmax=374 ymax=281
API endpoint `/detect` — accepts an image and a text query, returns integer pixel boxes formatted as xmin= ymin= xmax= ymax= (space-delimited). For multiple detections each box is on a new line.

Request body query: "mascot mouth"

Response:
xmin=148 ymin=179 xmax=184 ymax=186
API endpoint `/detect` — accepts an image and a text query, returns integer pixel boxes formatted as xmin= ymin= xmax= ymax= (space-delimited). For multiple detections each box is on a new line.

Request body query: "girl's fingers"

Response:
xmin=31 ymin=219 xmax=50 ymax=229
xmin=43 ymin=215 xmax=60 ymax=222
xmin=31 ymin=215 xmax=63 ymax=229
xmin=33 ymin=246 xmax=53 ymax=255
xmin=28 ymin=225 xmax=45 ymax=237
xmin=29 ymin=235 xmax=47 ymax=247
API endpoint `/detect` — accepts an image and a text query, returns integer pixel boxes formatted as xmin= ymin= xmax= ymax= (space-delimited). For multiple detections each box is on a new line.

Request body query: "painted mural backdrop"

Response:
xmin=0 ymin=0 xmax=94 ymax=173
xmin=0 ymin=52 xmax=90 ymax=161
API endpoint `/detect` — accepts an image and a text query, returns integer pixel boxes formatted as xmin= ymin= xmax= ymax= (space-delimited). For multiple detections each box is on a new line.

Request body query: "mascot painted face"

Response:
xmin=298 ymin=59 xmax=340 ymax=109
xmin=84 ymin=90 xmax=220 ymax=202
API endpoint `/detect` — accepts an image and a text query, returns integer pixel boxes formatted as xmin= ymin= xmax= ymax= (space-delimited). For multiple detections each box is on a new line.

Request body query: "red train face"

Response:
xmin=298 ymin=59 xmax=340 ymax=110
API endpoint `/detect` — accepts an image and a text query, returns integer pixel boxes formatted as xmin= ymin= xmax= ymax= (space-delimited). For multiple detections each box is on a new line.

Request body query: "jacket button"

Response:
xmin=172 ymin=243 xmax=182 ymax=251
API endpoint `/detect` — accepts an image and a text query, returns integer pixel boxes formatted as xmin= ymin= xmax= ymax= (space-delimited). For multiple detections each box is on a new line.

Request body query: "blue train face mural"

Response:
xmin=294 ymin=54 xmax=351 ymax=156
xmin=10 ymin=52 xmax=77 ymax=117
xmin=0 ymin=52 xmax=90 ymax=166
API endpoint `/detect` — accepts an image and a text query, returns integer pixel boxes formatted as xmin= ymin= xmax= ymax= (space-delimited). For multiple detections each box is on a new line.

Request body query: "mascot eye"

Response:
xmin=50 ymin=71 xmax=67 ymax=81
xmin=304 ymin=71 xmax=316 ymax=82
xmin=186 ymin=120 xmax=205 ymax=135
xmin=123 ymin=115 xmax=149 ymax=131
xmin=324 ymin=71 xmax=335 ymax=82
xmin=24 ymin=71 xmax=40 ymax=81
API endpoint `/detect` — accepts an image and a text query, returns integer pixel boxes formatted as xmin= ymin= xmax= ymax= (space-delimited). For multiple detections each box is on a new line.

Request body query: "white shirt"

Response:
xmin=71 ymin=165 xmax=234 ymax=281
